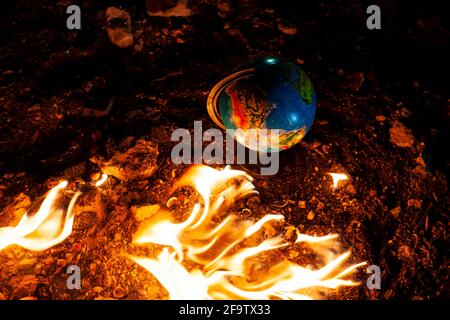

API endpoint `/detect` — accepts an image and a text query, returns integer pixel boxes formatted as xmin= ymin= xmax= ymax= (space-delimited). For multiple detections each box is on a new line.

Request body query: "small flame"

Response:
xmin=0 ymin=181 xmax=81 ymax=251
xmin=328 ymin=173 xmax=348 ymax=190
xmin=128 ymin=165 xmax=365 ymax=300
xmin=95 ymin=173 xmax=108 ymax=187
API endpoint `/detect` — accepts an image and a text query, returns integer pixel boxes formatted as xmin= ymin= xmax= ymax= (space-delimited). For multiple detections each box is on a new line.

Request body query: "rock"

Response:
xmin=113 ymin=286 xmax=127 ymax=299
xmin=133 ymin=204 xmax=160 ymax=221
xmin=91 ymin=139 xmax=158 ymax=182
xmin=398 ymin=245 xmax=412 ymax=260
xmin=298 ymin=200 xmax=306 ymax=209
xmin=391 ymin=206 xmax=401 ymax=219
xmin=413 ymin=165 xmax=427 ymax=176
xmin=103 ymin=274 xmax=113 ymax=288
xmin=389 ymin=121 xmax=414 ymax=148
xmin=93 ymin=286 xmax=103 ymax=294
xmin=278 ymin=21 xmax=297 ymax=35
xmin=311 ymin=140 xmax=321 ymax=149
xmin=105 ymin=7 xmax=133 ymax=48
xmin=415 ymin=155 xmax=426 ymax=167
xmin=89 ymin=262 xmax=97 ymax=276
xmin=307 ymin=210 xmax=315 ymax=220
xmin=376 ymin=115 xmax=386 ymax=122
xmin=9 ymin=275 xmax=38 ymax=298
xmin=284 ymin=225 xmax=297 ymax=241
xmin=288 ymin=250 xmax=299 ymax=259
xmin=400 ymin=108 xmax=412 ymax=118
xmin=407 ymin=199 xmax=422 ymax=209
xmin=346 ymin=184 xmax=357 ymax=195
xmin=342 ymin=72 xmax=365 ymax=92
xmin=227 ymin=29 xmax=248 ymax=47
xmin=73 ymin=211 xmax=98 ymax=231
xmin=106 ymin=7 xmax=130 ymax=25
xmin=18 ymin=258 xmax=36 ymax=270
xmin=71 ymin=242 xmax=83 ymax=253
xmin=43 ymin=256 xmax=55 ymax=267
xmin=56 ymin=259 xmax=67 ymax=268
xmin=146 ymin=0 xmax=192 ymax=17
xmin=19 ymin=296 xmax=38 ymax=300
xmin=107 ymin=29 xmax=133 ymax=48
xmin=2 ymin=192 xmax=32 ymax=224
xmin=217 ymin=0 xmax=232 ymax=18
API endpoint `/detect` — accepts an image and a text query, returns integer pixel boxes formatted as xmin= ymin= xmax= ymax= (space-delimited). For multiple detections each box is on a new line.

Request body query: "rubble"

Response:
xmin=105 ymin=7 xmax=134 ymax=48
xmin=278 ymin=21 xmax=297 ymax=35
xmin=390 ymin=206 xmax=401 ymax=219
xmin=90 ymin=139 xmax=158 ymax=182
xmin=389 ymin=121 xmax=415 ymax=148
xmin=132 ymin=204 xmax=160 ymax=221
xmin=342 ymin=72 xmax=365 ymax=92
xmin=145 ymin=0 xmax=192 ymax=17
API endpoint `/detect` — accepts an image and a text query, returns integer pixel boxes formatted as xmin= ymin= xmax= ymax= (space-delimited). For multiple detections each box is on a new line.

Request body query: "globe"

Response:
xmin=207 ymin=57 xmax=316 ymax=152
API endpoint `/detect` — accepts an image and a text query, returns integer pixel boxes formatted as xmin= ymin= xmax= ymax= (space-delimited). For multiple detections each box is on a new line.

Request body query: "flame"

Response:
xmin=327 ymin=173 xmax=348 ymax=190
xmin=128 ymin=165 xmax=365 ymax=300
xmin=95 ymin=173 xmax=108 ymax=187
xmin=0 ymin=181 xmax=81 ymax=251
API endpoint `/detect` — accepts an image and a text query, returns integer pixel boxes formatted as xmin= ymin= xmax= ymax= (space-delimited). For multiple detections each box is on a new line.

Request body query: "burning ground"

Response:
xmin=0 ymin=0 xmax=449 ymax=300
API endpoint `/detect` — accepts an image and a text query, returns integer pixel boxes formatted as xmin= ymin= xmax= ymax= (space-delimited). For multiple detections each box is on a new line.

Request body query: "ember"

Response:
xmin=327 ymin=173 xmax=348 ymax=190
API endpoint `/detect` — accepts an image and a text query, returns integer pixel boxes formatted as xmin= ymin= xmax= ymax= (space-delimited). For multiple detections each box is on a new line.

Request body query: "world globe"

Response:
xmin=207 ymin=57 xmax=316 ymax=152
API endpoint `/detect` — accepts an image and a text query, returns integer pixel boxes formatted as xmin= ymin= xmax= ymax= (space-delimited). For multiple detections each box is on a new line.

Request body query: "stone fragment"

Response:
xmin=389 ymin=121 xmax=414 ymax=148
xmin=106 ymin=7 xmax=133 ymax=48
xmin=91 ymin=139 xmax=158 ymax=182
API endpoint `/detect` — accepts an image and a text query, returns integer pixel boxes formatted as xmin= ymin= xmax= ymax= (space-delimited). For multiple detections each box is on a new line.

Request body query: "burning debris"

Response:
xmin=128 ymin=165 xmax=365 ymax=300
xmin=0 ymin=163 xmax=365 ymax=300
xmin=0 ymin=181 xmax=80 ymax=252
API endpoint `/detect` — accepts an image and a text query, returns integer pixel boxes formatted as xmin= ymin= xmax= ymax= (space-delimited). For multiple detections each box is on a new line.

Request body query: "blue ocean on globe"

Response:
xmin=215 ymin=56 xmax=316 ymax=152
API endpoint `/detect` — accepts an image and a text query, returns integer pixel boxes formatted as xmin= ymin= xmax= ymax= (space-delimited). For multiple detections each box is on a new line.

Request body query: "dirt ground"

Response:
xmin=0 ymin=0 xmax=448 ymax=300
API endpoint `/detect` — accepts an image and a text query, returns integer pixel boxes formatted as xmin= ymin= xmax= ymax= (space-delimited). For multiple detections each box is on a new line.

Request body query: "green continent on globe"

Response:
xmin=299 ymin=69 xmax=314 ymax=105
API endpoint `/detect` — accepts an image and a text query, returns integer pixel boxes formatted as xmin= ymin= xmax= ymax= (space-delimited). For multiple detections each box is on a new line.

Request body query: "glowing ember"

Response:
xmin=0 ymin=181 xmax=81 ymax=251
xmin=95 ymin=173 xmax=108 ymax=187
xmin=328 ymin=173 xmax=348 ymax=190
xmin=128 ymin=165 xmax=365 ymax=300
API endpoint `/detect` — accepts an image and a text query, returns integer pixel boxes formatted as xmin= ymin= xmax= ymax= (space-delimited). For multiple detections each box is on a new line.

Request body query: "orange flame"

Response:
xmin=328 ymin=173 xmax=348 ymax=190
xmin=95 ymin=173 xmax=108 ymax=187
xmin=0 ymin=181 xmax=81 ymax=251
xmin=128 ymin=165 xmax=365 ymax=300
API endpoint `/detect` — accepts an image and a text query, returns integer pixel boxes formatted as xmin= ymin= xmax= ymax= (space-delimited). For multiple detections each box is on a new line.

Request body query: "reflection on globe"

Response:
xmin=207 ymin=56 xmax=316 ymax=152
